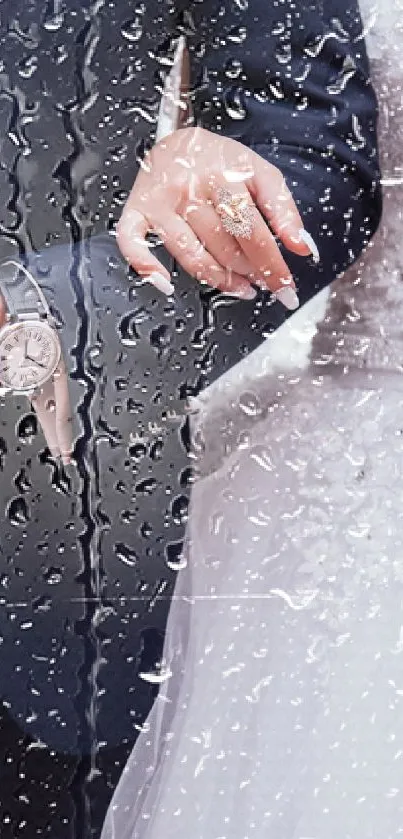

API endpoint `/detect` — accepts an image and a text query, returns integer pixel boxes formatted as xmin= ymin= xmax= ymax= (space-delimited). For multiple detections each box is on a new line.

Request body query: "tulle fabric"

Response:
xmin=100 ymin=362 xmax=403 ymax=839
xmin=100 ymin=2 xmax=403 ymax=836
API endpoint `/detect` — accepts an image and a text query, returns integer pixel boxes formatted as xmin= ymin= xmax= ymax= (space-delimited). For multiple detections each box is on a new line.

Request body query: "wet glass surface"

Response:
xmin=0 ymin=0 xmax=400 ymax=837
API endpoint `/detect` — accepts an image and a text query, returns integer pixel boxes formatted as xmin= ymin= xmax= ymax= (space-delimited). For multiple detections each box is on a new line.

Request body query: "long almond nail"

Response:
xmin=226 ymin=286 xmax=257 ymax=300
xmin=145 ymin=272 xmax=175 ymax=296
xmin=275 ymin=286 xmax=300 ymax=311
xmin=298 ymin=229 xmax=320 ymax=263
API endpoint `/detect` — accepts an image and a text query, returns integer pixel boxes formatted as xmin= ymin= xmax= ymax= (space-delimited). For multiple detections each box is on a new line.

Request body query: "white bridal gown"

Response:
xmin=100 ymin=2 xmax=403 ymax=837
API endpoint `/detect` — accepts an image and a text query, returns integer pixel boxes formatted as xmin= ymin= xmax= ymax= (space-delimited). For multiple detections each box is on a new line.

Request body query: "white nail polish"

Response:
xmin=298 ymin=229 xmax=320 ymax=264
xmin=226 ymin=286 xmax=257 ymax=300
xmin=275 ymin=286 xmax=300 ymax=311
xmin=145 ymin=272 xmax=175 ymax=296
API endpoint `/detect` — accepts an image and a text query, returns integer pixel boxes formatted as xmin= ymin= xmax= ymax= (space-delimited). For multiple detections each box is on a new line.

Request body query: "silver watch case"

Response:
xmin=0 ymin=315 xmax=61 ymax=397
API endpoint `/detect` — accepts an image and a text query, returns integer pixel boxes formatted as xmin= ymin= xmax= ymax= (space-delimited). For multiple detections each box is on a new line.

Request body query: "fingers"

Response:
xmin=250 ymin=152 xmax=319 ymax=261
xmin=184 ymin=201 xmax=255 ymax=278
xmin=153 ymin=213 xmax=256 ymax=298
xmin=116 ymin=207 xmax=175 ymax=295
xmin=212 ymin=181 xmax=299 ymax=308
xmin=118 ymin=199 xmax=256 ymax=299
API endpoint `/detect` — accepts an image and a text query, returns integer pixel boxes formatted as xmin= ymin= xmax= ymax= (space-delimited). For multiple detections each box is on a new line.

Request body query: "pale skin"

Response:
xmin=0 ymin=126 xmax=313 ymax=327
xmin=117 ymin=126 xmax=313 ymax=301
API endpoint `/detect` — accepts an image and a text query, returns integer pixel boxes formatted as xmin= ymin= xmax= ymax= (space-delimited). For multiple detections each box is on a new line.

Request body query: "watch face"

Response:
xmin=0 ymin=320 xmax=61 ymax=392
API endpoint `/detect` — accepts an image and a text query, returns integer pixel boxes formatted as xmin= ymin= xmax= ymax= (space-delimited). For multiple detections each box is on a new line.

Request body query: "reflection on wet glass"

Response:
xmin=0 ymin=0 xmax=399 ymax=836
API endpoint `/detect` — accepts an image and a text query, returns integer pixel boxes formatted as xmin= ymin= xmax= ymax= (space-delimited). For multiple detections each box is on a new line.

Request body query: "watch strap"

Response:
xmin=0 ymin=260 xmax=48 ymax=318
xmin=53 ymin=354 xmax=74 ymax=463
xmin=31 ymin=355 xmax=73 ymax=464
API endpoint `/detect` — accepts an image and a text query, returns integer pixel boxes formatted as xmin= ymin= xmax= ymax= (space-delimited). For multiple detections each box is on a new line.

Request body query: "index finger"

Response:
xmin=250 ymin=152 xmax=320 ymax=261
xmin=213 ymin=181 xmax=299 ymax=309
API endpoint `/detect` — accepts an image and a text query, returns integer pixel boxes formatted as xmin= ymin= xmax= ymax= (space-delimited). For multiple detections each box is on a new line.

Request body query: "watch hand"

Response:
xmin=25 ymin=354 xmax=47 ymax=369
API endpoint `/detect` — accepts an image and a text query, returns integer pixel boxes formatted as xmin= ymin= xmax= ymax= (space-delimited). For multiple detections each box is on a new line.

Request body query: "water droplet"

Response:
xmin=350 ymin=113 xmax=366 ymax=151
xmin=18 ymin=413 xmax=38 ymax=443
xmin=43 ymin=567 xmax=63 ymax=585
xmin=165 ymin=541 xmax=185 ymax=570
xmin=20 ymin=620 xmax=33 ymax=631
xmin=250 ymin=446 xmax=275 ymax=473
xmin=227 ymin=26 xmax=247 ymax=44
xmin=140 ymin=521 xmax=153 ymax=539
xmin=271 ymin=21 xmax=285 ymax=36
xmin=7 ymin=497 xmax=30 ymax=527
xmin=54 ymin=44 xmax=68 ymax=65
xmin=179 ymin=466 xmax=196 ymax=488
xmin=18 ymin=55 xmax=38 ymax=79
xmin=224 ymin=88 xmax=247 ymax=121
xmin=121 ymin=17 xmax=143 ymax=42
xmin=129 ymin=442 xmax=147 ymax=460
xmin=303 ymin=22 xmax=349 ymax=59
xmin=327 ymin=56 xmax=357 ymax=95
xmin=120 ymin=509 xmax=137 ymax=525
xmin=43 ymin=12 xmax=64 ymax=31
xmin=171 ymin=494 xmax=189 ymax=525
xmin=32 ymin=595 xmax=53 ymax=613
xmin=150 ymin=440 xmax=165 ymax=461
xmin=88 ymin=342 xmax=104 ymax=363
xmin=138 ymin=665 xmax=172 ymax=684
xmin=209 ymin=512 xmax=225 ymax=537
xmin=114 ymin=542 xmax=138 ymax=566
xmin=238 ymin=390 xmax=263 ymax=417
xmin=115 ymin=377 xmax=129 ymax=391
xmin=303 ymin=33 xmax=333 ymax=58
xmin=135 ymin=478 xmax=157 ymax=495
xmin=119 ymin=312 xmax=141 ymax=347
xmin=224 ymin=58 xmax=243 ymax=80
xmin=15 ymin=468 xmax=31 ymax=494
xmin=275 ymin=42 xmax=292 ymax=65
xmin=0 ymin=437 xmax=7 ymax=466
xmin=223 ymin=167 xmax=255 ymax=183
xmin=149 ymin=324 xmax=172 ymax=351
xmin=330 ymin=17 xmax=350 ymax=41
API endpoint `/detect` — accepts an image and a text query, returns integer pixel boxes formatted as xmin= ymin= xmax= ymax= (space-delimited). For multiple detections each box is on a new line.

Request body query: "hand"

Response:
xmin=117 ymin=127 xmax=318 ymax=308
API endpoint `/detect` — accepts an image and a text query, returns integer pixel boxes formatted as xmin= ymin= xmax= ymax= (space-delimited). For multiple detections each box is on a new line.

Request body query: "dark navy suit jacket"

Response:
xmin=0 ymin=0 xmax=382 ymax=755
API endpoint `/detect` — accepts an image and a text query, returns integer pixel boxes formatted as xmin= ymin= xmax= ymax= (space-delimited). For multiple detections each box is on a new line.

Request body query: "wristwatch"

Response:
xmin=0 ymin=259 xmax=73 ymax=465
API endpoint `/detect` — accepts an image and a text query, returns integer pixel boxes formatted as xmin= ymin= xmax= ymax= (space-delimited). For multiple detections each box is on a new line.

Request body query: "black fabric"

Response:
xmin=185 ymin=0 xmax=382 ymax=291
xmin=0 ymin=0 xmax=382 ymax=836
